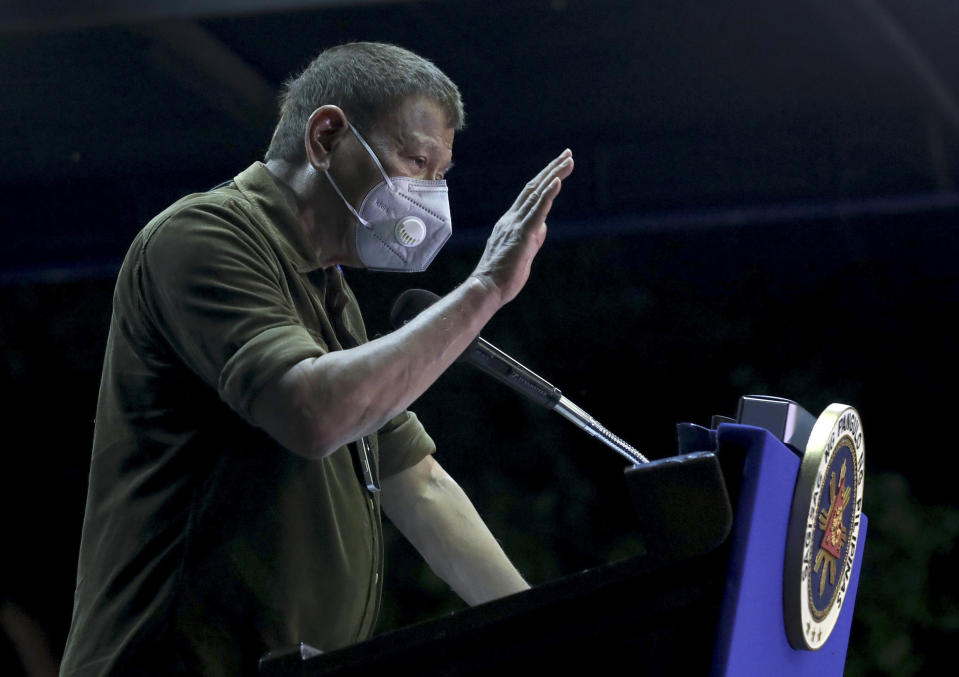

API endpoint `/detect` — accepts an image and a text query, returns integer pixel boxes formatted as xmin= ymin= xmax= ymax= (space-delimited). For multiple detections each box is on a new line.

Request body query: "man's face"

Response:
xmin=338 ymin=96 xmax=455 ymax=207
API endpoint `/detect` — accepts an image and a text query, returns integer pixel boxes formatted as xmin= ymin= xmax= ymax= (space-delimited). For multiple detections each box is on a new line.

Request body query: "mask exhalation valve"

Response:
xmin=395 ymin=216 xmax=427 ymax=247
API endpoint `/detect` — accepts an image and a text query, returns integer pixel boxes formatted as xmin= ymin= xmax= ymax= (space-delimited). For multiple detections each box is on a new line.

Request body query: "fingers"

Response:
xmin=523 ymin=150 xmax=572 ymax=205
xmin=516 ymin=170 xmax=568 ymax=225
xmin=512 ymin=149 xmax=574 ymax=212
xmin=521 ymin=152 xmax=572 ymax=225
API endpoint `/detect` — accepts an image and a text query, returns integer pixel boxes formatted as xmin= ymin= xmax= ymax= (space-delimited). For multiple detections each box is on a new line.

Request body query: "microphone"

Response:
xmin=391 ymin=289 xmax=562 ymax=408
xmin=390 ymin=289 xmax=649 ymax=465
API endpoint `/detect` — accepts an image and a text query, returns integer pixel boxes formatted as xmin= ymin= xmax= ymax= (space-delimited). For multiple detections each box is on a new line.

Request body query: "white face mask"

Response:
xmin=324 ymin=123 xmax=452 ymax=272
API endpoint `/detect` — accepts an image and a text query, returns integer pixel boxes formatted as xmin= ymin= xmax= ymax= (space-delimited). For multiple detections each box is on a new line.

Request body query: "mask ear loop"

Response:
xmin=348 ymin=123 xmax=395 ymax=191
xmin=324 ymin=169 xmax=368 ymax=225
xmin=323 ymin=122 xmax=396 ymax=226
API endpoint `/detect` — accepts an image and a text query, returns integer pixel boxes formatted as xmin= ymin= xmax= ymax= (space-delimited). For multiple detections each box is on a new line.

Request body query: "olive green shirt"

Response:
xmin=61 ymin=162 xmax=435 ymax=676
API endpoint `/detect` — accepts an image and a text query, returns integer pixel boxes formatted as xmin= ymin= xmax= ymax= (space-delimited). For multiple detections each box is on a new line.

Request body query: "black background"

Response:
xmin=2 ymin=1 xmax=958 ymax=675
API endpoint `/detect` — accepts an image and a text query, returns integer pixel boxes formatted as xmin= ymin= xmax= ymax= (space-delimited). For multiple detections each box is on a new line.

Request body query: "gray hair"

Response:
xmin=264 ymin=42 xmax=465 ymax=162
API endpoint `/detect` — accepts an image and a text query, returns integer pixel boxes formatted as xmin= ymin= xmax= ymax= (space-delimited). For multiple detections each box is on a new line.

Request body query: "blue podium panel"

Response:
xmin=711 ymin=424 xmax=868 ymax=676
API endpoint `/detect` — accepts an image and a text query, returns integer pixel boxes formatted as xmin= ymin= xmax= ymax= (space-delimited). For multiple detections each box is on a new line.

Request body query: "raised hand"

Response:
xmin=470 ymin=149 xmax=574 ymax=306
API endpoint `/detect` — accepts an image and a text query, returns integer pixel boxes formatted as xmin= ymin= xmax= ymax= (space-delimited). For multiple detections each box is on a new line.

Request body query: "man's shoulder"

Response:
xmin=135 ymin=179 xmax=267 ymax=258
xmin=146 ymin=182 xmax=249 ymax=235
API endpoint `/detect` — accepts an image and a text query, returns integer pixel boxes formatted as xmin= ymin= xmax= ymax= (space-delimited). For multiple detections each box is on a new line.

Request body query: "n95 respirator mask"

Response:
xmin=325 ymin=123 xmax=452 ymax=273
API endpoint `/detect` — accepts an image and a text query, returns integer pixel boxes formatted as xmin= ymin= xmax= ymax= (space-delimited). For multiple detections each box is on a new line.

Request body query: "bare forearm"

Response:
xmin=253 ymin=276 xmax=500 ymax=458
xmin=382 ymin=458 xmax=529 ymax=606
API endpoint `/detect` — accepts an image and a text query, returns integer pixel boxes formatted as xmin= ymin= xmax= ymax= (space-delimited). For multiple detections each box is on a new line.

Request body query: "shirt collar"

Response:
xmin=233 ymin=161 xmax=325 ymax=273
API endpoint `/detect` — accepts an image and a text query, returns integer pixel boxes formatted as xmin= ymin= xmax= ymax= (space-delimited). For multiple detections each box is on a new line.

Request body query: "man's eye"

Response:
xmin=409 ymin=157 xmax=427 ymax=169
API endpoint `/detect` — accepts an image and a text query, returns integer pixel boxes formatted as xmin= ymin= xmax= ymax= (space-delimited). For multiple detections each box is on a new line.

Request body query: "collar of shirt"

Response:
xmin=233 ymin=161 xmax=326 ymax=273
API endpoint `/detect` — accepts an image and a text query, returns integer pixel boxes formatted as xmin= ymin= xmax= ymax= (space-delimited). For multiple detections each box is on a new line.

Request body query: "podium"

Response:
xmin=260 ymin=404 xmax=868 ymax=676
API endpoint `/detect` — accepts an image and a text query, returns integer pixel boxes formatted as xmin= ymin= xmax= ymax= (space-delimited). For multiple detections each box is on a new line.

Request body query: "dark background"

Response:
xmin=2 ymin=1 xmax=957 ymax=675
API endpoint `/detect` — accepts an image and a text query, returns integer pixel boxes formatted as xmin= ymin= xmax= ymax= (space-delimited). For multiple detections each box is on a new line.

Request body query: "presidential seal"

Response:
xmin=783 ymin=403 xmax=865 ymax=650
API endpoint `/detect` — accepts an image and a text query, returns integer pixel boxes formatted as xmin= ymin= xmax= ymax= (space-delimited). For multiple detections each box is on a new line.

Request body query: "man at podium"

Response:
xmin=60 ymin=41 xmax=574 ymax=676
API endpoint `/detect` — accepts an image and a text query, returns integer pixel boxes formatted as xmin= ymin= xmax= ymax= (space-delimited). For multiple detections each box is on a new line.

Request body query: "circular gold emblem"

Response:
xmin=783 ymin=403 xmax=865 ymax=650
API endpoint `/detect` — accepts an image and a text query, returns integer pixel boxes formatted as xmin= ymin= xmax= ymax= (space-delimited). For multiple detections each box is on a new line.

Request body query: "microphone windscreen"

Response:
xmin=390 ymin=289 xmax=441 ymax=329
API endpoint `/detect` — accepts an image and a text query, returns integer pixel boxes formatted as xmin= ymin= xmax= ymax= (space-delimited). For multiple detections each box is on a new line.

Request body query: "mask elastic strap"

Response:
xmin=324 ymin=169 xmax=368 ymax=226
xmin=323 ymin=122 xmax=397 ymax=226
xmin=349 ymin=123 xmax=395 ymax=191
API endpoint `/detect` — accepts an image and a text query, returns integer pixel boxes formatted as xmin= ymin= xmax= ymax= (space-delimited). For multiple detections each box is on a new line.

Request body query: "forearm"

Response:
xmin=253 ymin=275 xmax=500 ymax=458
xmin=381 ymin=457 xmax=529 ymax=606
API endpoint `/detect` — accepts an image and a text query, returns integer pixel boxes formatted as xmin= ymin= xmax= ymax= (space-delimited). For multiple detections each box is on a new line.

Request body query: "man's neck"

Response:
xmin=264 ymin=158 xmax=356 ymax=269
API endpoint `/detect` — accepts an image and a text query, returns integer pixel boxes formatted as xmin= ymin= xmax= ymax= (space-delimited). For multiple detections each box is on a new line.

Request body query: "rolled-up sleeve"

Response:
xmin=377 ymin=411 xmax=436 ymax=478
xmin=138 ymin=201 xmax=324 ymax=424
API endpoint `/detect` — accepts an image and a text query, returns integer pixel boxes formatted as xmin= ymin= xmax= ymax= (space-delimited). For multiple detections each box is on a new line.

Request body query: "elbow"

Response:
xmin=293 ymin=428 xmax=344 ymax=461
xmin=279 ymin=389 xmax=354 ymax=461
xmin=251 ymin=357 xmax=347 ymax=460
xmin=251 ymin=354 xmax=388 ymax=461
xmin=256 ymin=404 xmax=336 ymax=461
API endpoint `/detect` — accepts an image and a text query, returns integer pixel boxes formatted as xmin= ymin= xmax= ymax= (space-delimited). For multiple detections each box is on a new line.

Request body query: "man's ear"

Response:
xmin=304 ymin=105 xmax=349 ymax=171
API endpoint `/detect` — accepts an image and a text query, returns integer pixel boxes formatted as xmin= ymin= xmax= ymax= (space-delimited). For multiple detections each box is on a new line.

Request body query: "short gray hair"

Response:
xmin=264 ymin=42 xmax=465 ymax=162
